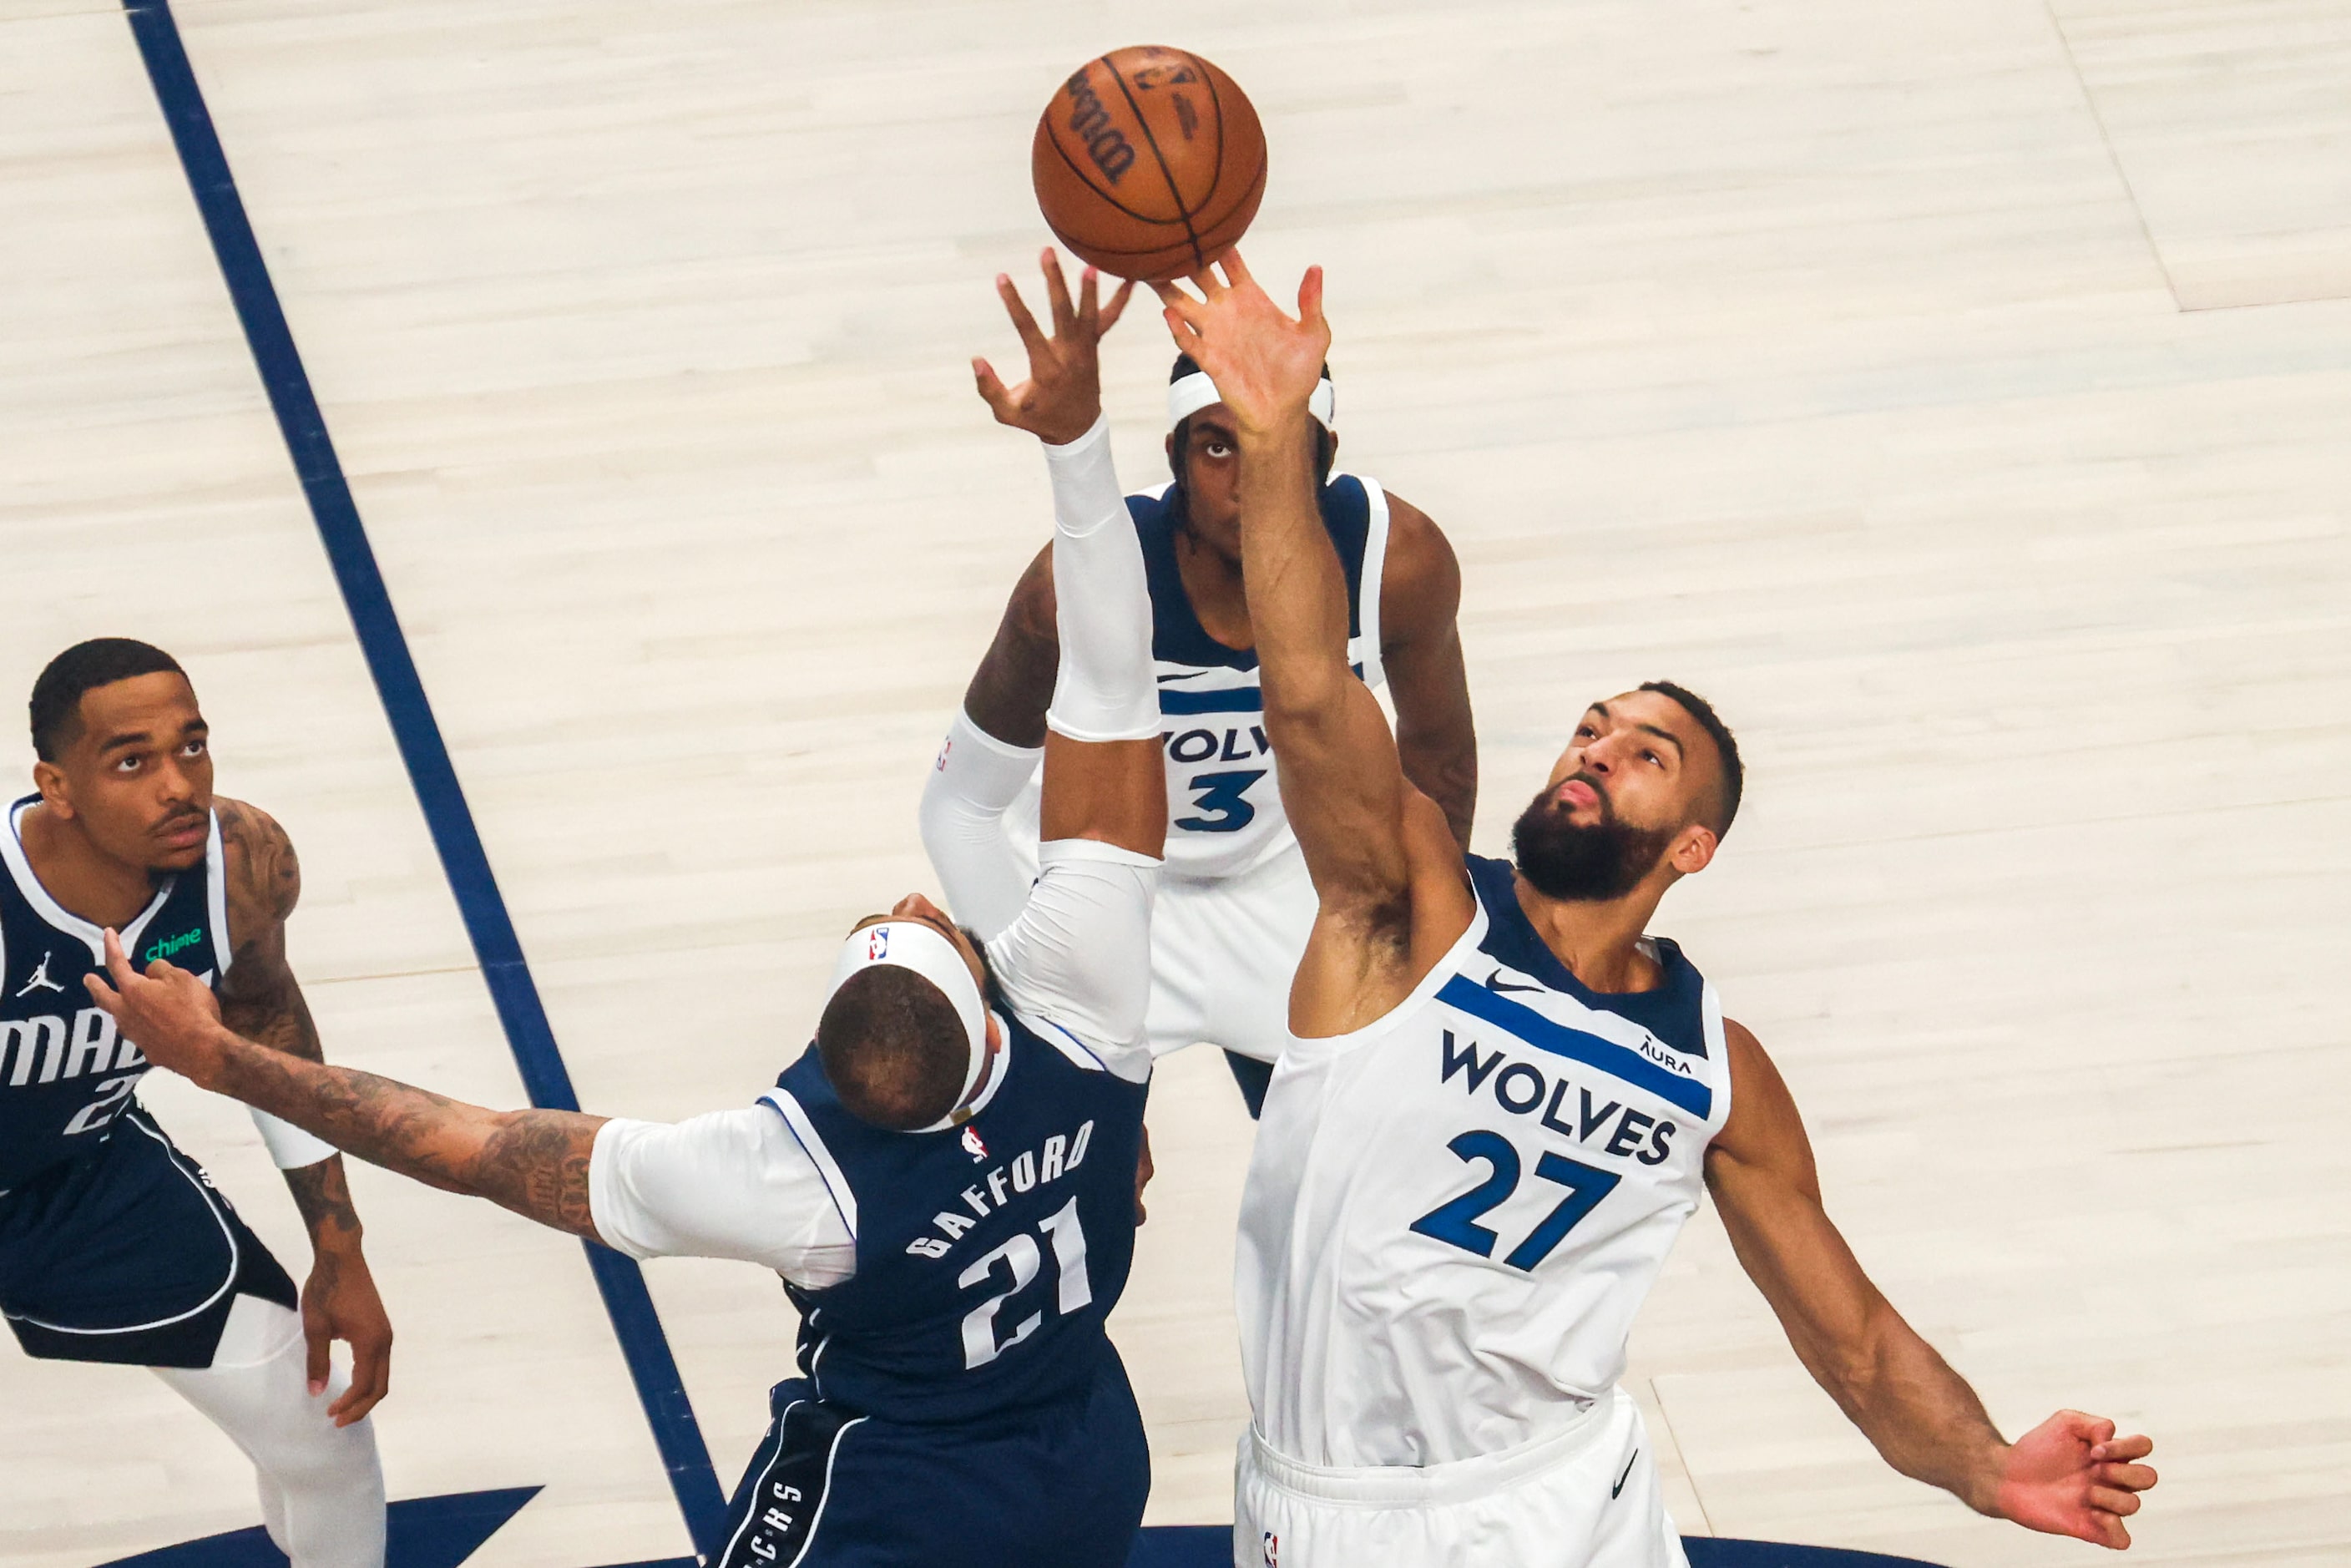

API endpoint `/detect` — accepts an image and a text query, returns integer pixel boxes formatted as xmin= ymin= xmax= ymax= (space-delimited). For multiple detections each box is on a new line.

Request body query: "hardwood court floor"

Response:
xmin=3 ymin=0 xmax=2347 ymax=1564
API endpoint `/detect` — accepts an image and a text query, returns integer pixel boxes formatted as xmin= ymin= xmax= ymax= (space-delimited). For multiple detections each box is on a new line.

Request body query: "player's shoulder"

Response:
xmin=1367 ymin=486 xmax=1461 ymax=621
xmin=212 ymin=795 xmax=300 ymax=923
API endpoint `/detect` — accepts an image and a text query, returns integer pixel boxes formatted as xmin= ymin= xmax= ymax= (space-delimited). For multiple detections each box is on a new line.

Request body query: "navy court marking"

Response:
xmin=119 ymin=1 xmax=729 ymax=1553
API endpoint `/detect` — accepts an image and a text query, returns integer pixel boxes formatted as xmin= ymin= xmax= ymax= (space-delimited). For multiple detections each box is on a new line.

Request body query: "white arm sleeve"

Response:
xmin=983 ymin=837 xmax=1159 ymax=1084
xmin=588 ymin=1107 xmax=857 ymax=1287
xmin=250 ymin=1106 xmax=338 ymax=1170
xmin=918 ymin=709 xmax=1043 ymax=944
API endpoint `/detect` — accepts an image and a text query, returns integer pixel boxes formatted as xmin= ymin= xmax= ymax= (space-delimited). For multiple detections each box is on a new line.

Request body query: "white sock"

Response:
xmin=152 ymin=1294 xmax=387 ymax=1568
xmin=920 ymin=709 xmax=1043 ymax=943
xmin=1041 ymin=417 xmax=1160 ymax=745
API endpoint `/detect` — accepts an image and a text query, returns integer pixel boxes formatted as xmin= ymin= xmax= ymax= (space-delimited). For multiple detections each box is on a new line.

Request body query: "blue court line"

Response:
xmin=119 ymin=2 xmax=730 ymax=1554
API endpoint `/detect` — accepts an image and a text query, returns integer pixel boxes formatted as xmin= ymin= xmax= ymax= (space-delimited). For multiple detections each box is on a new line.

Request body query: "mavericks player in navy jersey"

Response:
xmin=86 ymin=266 xmax=1170 ymax=1568
xmin=928 ymin=252 xmax=1476 ymax=1116
xmin=1150 ymin=258 xmax=2160 ymax=1565
xmin=2 ymin=640 xmax=389 ymax=1565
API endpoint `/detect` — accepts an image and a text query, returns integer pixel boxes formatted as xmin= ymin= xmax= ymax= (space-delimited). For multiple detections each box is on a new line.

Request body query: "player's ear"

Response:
xmin=1669 ymin=823 xmax=1717 ymax=877
xmin=32 ymin=759 xmax=74 ymax=819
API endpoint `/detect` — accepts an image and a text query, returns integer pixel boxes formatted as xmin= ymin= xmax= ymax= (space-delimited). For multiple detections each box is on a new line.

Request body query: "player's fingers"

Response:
xmin=1183 ymin=265 xmax=1221 ymax=300
xmin=83 ymin=972 xmax=119 ymax=1012
xmin=1162 ymin=306 xmax=1200 ymax=346
xmin=972 ymin=357 xmax=1014 ymax=416
xmin=304 ymin=1323 xmax=331 ymax=1397
xmin=1220 ymin=248 xmax=1255 ymax=290
xmin=2093 ymin=1433 xmax=2154 ymax=1463
xmin=2097 ymin=1460 xmax=2158 ymax=1491
xmin=334 ymin=1341 xmax=391 ymax=1424
xmin=1040 ymin=248 xmax=1076 ymax=333
xmin=103 ymin=927 xmax=134 ymax=988
xmin=1096 ymin=277 xmax=1135 ymax=334
xmin=2087 ymin=1485 xmax=2141 ymax=1518
xmin=1299 ymin=265 xmax=1327 ymax=332
xmin=996 ymin=274 xmax=1049 ymax=356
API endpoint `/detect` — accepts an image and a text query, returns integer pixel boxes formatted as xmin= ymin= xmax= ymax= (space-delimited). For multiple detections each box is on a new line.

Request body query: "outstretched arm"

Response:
xmin=212 ymin=799 xmax=393 ymax=1424
xmin=1153 ymin=256 xmax=1469 ymax=1031
xmin=973 ymin=250 xmax=1163 ymax=862
xmin=1707 ymin=1020 xmax=2158 ymax=1549
xmin=91 ymin=932 xmax=607 ymax=1242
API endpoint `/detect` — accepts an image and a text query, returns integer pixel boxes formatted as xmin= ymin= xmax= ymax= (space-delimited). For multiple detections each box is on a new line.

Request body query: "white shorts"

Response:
xmin=1145 ymin=843 xmax=1318 ymax=1064
xmin=1233 ymin=1388 xmax=1688 ymax=1568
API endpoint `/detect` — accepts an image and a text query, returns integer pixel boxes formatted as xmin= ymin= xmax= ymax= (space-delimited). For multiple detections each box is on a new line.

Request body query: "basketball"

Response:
xmin=1031 ymin=46 xmax=1268 ymax=282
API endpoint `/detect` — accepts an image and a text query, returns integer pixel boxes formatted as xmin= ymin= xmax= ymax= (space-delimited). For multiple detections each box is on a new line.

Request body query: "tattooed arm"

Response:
xmin=211 ymin=798 xmax=395 ymax=1424
xmin=90 ymin=927 xmax=607 ymax=1237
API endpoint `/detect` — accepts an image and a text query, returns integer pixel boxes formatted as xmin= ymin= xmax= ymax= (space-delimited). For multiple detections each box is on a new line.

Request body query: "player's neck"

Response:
xmin=16 ymin=803 xmax=159 ymax=928
xmin=1509 ymin=867 xmax=1666 ymax=994
xmin=1173 ymin=525 xmax=1254 ymax=650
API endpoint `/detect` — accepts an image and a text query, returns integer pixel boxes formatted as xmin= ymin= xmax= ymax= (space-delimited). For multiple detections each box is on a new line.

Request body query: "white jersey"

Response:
xmin=1236 ymin=854 xmax=1733 ymax=1469
xmin=1127 ymin=473 xmax=1390 ymax=880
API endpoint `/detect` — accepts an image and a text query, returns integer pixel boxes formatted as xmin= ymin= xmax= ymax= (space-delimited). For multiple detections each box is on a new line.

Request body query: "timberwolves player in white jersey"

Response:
xmin=87 ymin=263 xmax=1171 ymax=1568
xmin=3 ymin=640 xmax=388 ymax=1565
xmin=1150 ymin=257 xmax=2160 ymax=1566
xmin=925 ymin=255 xmax=1475 ymax=1116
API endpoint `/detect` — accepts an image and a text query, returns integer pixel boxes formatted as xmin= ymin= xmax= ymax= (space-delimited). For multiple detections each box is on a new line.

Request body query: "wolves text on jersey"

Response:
xmin=903 ymin=1118 xmax=1097 ymax=1259
xmin=1438 ymin=1029 xmax=1678 ymax=1166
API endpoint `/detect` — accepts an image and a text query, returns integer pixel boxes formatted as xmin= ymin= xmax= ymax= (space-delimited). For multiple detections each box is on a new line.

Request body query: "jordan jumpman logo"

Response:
xmin=14 ymin=951 xmax=65 ymax=999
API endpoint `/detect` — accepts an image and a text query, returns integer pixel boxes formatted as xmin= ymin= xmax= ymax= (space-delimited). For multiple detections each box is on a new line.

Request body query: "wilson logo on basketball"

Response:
xmin=1059 ymin=72 xmax=1137 ymax=183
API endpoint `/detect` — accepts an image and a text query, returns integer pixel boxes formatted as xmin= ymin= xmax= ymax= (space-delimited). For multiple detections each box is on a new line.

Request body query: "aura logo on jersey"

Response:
xmin=903 ymin=1119 xmax=1096 ymax=1259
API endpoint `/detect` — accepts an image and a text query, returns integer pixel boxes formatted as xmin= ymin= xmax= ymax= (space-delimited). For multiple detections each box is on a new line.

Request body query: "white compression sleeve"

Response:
xmin=918 ymin=709 xmax=1043 ymax=943
xmin=153 ymin=1295 xmax=386 ymax=1568
xmin=1041 ymin=417 xmax=1160 ymax=744
xmin=251 ymin=1106 xmax=338 ymax=1170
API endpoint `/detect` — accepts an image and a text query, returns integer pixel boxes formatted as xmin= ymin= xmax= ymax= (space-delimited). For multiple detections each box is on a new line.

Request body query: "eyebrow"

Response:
xmin=1585 ymin=704 xmax=1686 ymax=756
xmin=98 ymin=730 xmax=155 ymax=754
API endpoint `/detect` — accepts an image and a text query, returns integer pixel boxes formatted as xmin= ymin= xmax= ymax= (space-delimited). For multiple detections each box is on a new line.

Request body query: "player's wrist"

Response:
xmin=1039 ymin=408 xmax=1109 ymax=453
xmin=1972 ymin=1440 xmax=2020 ymax=1518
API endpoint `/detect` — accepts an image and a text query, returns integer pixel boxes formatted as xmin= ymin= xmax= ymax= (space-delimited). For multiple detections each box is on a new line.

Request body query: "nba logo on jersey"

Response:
xmin=961 ymin=1125 xmax=988 ymax=1162
xmin=1261 ymin=1531 xmax=1279 ymax=1566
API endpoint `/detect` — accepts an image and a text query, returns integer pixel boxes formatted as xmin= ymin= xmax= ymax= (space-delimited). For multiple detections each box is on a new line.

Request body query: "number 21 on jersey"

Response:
xmin=958 ymin=1196 xmax=1091 ymax=1369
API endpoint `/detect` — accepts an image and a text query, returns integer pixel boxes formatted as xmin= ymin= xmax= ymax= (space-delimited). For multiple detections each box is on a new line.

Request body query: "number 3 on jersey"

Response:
xmin=958 ymin=1196 xmax=1092 ymax=1369
xmin=1408 ymin=1130 xmax=1621 ymax=1272
xmin=1176 ymin=767 xmax=1265 ymax=833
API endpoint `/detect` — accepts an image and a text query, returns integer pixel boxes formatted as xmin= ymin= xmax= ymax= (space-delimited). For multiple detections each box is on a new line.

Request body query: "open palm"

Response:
xmin=1150 ymin=251 xmax=1330 ymax=436
xmin=1996 ymin=1409 xmax=2158 ymax=1549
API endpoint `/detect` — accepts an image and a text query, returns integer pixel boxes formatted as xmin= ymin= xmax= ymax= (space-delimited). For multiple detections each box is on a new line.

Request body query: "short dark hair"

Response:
xmin=1639 ymin=680 xmax=1743 ymax=837
xmin=1166 ymin=352 xmax=1335 ymax=493
xmin=30 ymin=639 xmax=187 ymax=762
xmin=815 ymin=966 xmax=970 ymax=1130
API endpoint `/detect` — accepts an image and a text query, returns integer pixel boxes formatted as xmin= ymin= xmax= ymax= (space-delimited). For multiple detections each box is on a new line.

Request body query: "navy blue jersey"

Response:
xmin=1131 ymin=473 xmax=1392 ymax=878
xmin=0 ymin=797 xmax=231 ymax=1191
xmin=1465 ymin=854 xmax=1713 ymax=1060
xmin=768 ymin=1009 xmax=1149 ymax=1426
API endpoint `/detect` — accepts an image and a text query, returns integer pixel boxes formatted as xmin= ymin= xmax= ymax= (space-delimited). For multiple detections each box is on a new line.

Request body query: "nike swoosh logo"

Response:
xmin=1611 ymin=1448 xmax=1639 ymax=1500
xmin=1484 ymin=970 xmax=1545 ymax=994
xmin=1156 ymin=670 xmax=1210 ymax=684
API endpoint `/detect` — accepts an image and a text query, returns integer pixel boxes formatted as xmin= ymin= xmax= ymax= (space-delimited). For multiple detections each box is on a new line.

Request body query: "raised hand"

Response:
xmin=973 ymin=248 xmax=1135 ymax=445
xmin=1150 ymin=251 xmax=1330 ymax=438
xmin=85 ymin=927 xmax=230 ymax=1089
xmin=1994 ymin=1409 xmax=2158 ymax=1549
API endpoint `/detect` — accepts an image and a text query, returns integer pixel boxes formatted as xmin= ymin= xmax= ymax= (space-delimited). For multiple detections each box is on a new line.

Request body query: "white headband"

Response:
xmin=827 ymin=920 xmax=989 ymax=1125
xmin=1168 ymin=371 xmax=1335 ymax=432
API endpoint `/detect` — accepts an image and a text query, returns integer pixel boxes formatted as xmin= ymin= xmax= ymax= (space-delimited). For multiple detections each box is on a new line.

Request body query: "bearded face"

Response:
xmin=1510 ymin=775 xmax=1680 ymax=903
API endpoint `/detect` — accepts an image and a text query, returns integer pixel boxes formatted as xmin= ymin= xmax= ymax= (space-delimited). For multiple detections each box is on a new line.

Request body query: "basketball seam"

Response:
xmin=1041 ymin=114 xmax=1192 ymax=230
xmin=1189 ymin=53 xmax=1230 ymax=216
xmin=1101 ymin=55 xmax=1206 ymax=270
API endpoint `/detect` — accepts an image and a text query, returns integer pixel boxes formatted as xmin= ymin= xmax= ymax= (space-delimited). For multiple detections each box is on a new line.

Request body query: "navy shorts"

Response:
xmin=0 ymin=1102 xmax=296 ymax=1368
xmin=715 ymin=1352 xmax=1151 ymax=1568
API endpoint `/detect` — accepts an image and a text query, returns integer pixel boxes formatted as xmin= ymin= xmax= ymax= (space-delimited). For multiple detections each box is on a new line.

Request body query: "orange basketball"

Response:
xmin=1031 ymin=46 xmax=1267 ymax=283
